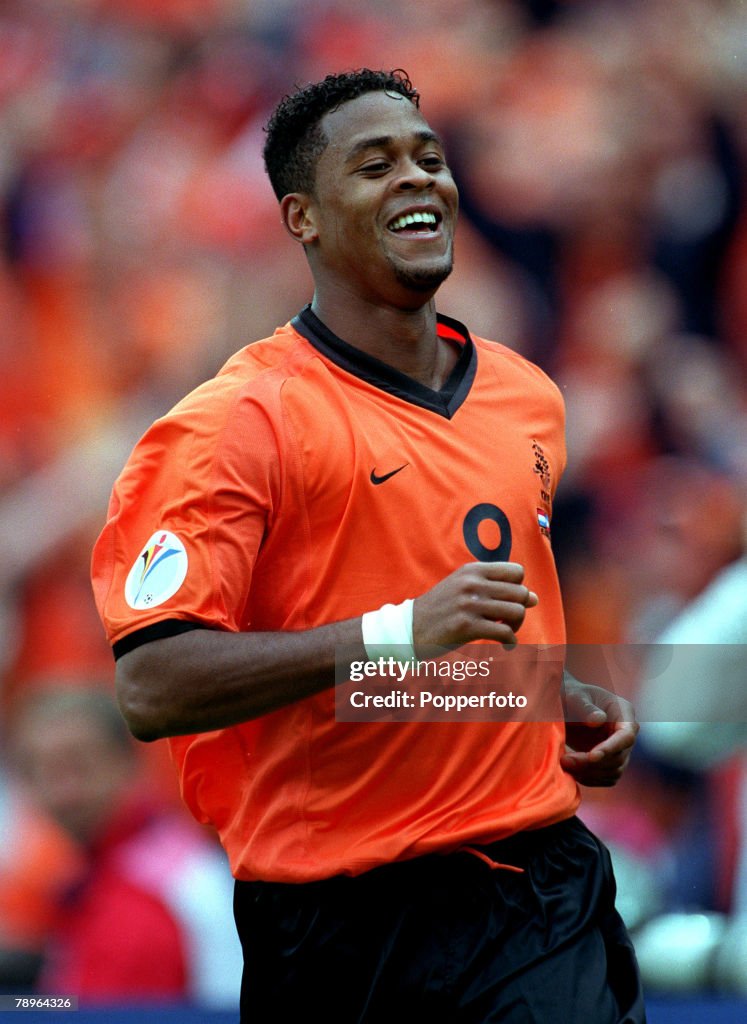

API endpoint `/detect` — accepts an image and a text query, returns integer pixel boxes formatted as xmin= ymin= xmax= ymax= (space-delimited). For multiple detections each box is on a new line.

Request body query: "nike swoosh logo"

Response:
xmin=370 ymin=464 xmax=409 ymax=485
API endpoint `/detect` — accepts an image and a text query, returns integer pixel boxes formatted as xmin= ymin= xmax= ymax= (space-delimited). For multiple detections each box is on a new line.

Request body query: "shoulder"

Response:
xmin=131 ymin=324 xmax=321 ymax=454
xmin=217 ymin=322 xmax=314 ymax=382
xmin=468 ymin=331 xmax=566 ymax=441
xmin=472 ymin=332 xmax=562 ymax=397
xmin=106 ymin=325 xmax=323 ymax=507
xmin=176 ymin=322 xmax=318 ymax=417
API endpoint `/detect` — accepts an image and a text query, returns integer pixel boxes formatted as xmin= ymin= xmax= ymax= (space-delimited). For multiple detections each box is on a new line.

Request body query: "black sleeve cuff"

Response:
xmin=112 ymin=619 xmax=205 ymax=660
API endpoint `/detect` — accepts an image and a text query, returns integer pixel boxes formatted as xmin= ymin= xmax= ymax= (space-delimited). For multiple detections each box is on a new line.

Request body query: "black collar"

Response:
xmin=291 ymin=305 xmax=477 ymax=419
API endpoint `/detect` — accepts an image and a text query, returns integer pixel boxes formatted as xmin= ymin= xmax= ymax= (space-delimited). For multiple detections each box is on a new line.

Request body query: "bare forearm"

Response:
xmin=116 ymin=560 xmax=539 ymax=741
xmin=116 ymin=619 xmax=364 ymax=741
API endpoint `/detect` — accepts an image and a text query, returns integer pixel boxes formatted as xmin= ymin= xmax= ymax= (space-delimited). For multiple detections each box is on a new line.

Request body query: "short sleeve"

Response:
xmin=91 ymin=379 xmax=281 ymax=650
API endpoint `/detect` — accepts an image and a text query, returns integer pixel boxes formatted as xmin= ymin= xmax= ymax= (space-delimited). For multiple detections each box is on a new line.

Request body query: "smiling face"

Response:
xmin=285 ymin=90 xmax=459 ymax=309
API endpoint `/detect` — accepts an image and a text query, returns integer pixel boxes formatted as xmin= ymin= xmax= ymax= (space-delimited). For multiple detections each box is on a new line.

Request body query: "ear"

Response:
xmin=280 ymin=193 xmax=319 ymax=246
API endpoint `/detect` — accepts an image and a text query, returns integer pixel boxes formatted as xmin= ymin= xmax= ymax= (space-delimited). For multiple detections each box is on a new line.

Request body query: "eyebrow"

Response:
xmin=344 ymin=129 xmax=443 ymax=163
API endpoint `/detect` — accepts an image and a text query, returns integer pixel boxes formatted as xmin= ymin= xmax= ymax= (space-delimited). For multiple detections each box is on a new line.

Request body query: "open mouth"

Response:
xmin=387 ymin=210 xmax=441 ymax=233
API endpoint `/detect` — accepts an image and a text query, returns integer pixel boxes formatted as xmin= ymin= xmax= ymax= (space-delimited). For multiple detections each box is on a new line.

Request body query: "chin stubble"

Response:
xmin=389 ymin=252 xmax=455 ymax=293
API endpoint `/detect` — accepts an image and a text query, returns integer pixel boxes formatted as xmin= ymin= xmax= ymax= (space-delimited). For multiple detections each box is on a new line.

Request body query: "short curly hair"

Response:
xmin=263 ymin=68 xmax=420 ymax=201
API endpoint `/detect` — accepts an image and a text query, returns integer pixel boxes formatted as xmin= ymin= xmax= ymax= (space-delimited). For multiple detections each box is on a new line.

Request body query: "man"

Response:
xmin=9 ymin=688 xmax=242 ymax=1007
xmin=92 ymin=69 xmax=644 ymax=1021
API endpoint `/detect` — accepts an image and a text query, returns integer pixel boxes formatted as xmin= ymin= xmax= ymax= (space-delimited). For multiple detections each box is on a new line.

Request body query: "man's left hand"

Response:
xmin=561 ymin=673 xmax=639 ymax=787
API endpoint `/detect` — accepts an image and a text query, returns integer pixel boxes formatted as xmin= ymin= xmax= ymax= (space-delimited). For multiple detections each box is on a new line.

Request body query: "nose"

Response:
xmin=394 ymin=158 xmax=436 ymax=191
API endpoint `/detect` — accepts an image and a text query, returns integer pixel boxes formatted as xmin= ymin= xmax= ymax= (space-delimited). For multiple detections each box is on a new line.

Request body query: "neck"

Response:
xmin=310 ymin=287 xmax=457 ymax=389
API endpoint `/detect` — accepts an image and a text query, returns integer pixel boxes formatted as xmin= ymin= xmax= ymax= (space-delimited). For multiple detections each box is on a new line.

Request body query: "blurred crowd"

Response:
xmin=1 ymin=0 xmax=746 ymax=1007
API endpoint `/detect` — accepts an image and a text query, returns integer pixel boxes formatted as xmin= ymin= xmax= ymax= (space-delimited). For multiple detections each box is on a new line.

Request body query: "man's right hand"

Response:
xmin=412 ymin=562 xmax=538 ymax=651
xmin=116 ymin=562 xmax=539 ymax=740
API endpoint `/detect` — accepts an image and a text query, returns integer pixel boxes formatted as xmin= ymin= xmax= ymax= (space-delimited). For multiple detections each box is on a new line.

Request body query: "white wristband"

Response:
xmin=361 ymin=598 xmax=416 ymax=661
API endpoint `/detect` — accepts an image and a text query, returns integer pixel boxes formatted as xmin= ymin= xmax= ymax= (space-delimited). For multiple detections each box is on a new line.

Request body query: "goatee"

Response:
xmin=390 ymin=255 xmax=454 ymax=293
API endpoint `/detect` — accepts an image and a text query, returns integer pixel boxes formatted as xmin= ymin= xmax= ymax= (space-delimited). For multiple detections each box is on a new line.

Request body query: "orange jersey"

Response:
xmin=92 ymin=308 xmax=579 ymax=881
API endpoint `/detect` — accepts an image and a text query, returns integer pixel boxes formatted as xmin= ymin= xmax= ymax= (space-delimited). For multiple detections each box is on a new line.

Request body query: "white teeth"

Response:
xmin=389 ymin=211 xmax=438 ymax=231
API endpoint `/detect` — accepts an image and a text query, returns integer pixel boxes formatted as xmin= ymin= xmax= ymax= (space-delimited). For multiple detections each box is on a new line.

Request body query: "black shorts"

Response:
xmin=233 ymin=816 xmax=646 ymax=1023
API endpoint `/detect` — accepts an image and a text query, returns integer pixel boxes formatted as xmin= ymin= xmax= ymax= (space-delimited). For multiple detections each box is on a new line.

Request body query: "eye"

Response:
xmin=420 ymin=154 xmax=445 ymax=171
xmin=359 ymin=160 xmax=390 ymax=175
